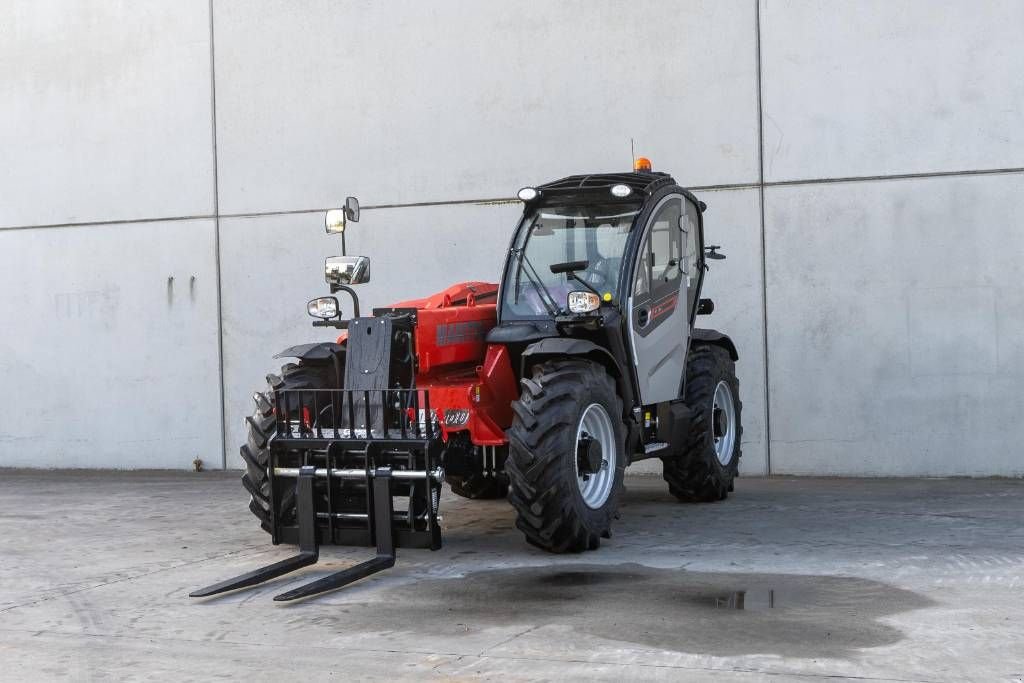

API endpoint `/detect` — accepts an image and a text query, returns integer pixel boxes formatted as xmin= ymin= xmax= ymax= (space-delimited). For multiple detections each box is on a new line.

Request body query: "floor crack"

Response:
xmin=477 ymin=624 xmax=541 ymax=657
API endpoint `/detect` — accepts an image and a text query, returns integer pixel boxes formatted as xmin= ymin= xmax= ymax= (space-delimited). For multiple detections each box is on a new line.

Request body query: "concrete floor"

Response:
xmin=0 ymin=471 xmax=1021 ymax=682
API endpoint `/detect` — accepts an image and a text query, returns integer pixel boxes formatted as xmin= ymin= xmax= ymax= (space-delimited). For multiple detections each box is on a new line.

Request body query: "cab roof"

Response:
xmin=537 ymin=171 xmax=674 ymax=196
xmin=530 ymin=171 xmax=705 ymax=212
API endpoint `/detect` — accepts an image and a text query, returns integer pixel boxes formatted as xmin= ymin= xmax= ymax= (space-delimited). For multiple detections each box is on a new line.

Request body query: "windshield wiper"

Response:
xmin=513 ymin=249 xmax=562 ymax=316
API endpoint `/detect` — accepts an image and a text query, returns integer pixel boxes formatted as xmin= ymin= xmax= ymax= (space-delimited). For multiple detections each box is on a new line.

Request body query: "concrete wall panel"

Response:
xmin=760 ymin=0 xmax=1024 ymax=181
xmin=213 ymin=0 xmax=759 ymax=214
xmin=0 ymin=220 xmax=221 ymax=468
xmin=764 ymin=174 xmax=1024 ymax=475
xmin=0 ymin=0 xmax=214 ymax=228
xmin=4 ymin=1 xmax=1022 ymax=478
xmin=697 ymin=188 xmax=767 ymax=476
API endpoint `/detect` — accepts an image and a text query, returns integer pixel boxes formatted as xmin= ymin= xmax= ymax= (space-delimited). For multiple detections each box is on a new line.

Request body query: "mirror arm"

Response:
xmin=330 ymin=283 xmax=361 ymax=318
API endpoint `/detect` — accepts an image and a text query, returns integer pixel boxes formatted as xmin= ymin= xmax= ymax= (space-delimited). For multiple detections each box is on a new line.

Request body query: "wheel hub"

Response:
xmin=576 ymin=435 xmax=603 ymax=476
xmin=713 ymin=407 xmax=725 ymax=438
xmin=574 ymin=403 xmax=617 ymax=509
xmin=711 ymin=381 xmax=737 ymax=466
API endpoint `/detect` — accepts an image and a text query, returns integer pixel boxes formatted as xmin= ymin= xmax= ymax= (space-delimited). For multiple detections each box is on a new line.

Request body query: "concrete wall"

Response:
xmin=2 ymin=0 xmax=1022 ymax=475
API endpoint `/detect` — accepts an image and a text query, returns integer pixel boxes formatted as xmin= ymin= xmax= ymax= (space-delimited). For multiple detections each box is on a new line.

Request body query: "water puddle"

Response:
xmin=710 ymin=589 xmax=774 ymax=610
xmin=298 ymin=563 xmax=931 ymax=657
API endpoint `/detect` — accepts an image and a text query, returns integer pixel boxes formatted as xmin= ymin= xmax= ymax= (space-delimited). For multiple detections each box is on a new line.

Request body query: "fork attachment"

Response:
xmin=191 ymin=386 xmax=443 ymax=602
xmin=190 ymin=465 xmax=322 ymax=598
xmin=191 ymin=464 xmax=404 ymax=601
xmin=273 ymin=466 xmax=395 ymax=601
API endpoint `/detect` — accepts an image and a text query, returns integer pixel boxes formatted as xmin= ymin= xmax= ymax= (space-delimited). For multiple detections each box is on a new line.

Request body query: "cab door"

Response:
xmin=629 ymin=195 xmax=691 ymax=404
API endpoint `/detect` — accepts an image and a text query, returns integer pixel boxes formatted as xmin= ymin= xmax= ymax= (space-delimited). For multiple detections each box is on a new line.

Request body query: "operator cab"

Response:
xmin=495 ymin=161 xmax=710 ymax=408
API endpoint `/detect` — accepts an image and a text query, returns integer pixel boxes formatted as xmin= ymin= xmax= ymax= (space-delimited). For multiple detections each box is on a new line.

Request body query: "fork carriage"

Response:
xmin=266 ymin=387 xmax=443 ymax=551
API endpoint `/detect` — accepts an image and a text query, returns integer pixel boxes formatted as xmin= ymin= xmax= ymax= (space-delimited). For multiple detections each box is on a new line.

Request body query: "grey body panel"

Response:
xmin=629 ymin=194 xmax=693 ymax=405
xmin=629 ymin=291 xmax=687 ymax=404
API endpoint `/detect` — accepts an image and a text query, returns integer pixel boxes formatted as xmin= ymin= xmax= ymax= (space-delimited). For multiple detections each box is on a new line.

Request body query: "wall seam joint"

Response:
xmin=3 ymin=167 xmax=1023 ymax=234
xmin=209 ymin=0 xmax=227 ymax=470
xmin=755 ymin=0 xmax=772 ymax=475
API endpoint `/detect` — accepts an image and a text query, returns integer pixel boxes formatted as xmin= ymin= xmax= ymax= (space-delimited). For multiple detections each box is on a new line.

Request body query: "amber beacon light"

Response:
xmin=633 ymin=156 xmax=652 ymax=172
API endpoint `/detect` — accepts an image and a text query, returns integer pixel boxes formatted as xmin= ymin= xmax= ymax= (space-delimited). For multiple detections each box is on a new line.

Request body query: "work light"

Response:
xmin=325 ymin=209 xmax=346 ymax=234
xmin=306 ymin=296 xmax=340 ymax=319
xmin=567 ymin=291 xmax=601 ymax=314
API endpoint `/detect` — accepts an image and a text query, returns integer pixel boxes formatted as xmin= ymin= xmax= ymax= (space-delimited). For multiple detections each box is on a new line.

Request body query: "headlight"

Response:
xmin=307 ymin=296 xmax=339 ymax=319
xmin=567 ymin=291 xmax=601 ymax=314
xmin=610 ymin=184 xmax=632 ymax=197
xmin=517 ymin=187 xmax=538 ymax=201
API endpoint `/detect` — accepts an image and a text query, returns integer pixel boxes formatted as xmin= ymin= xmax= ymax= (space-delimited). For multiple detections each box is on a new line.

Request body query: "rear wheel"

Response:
xmin=506 ymin=359 xmax=625 ymax=553
xmin=662 ymin=345 xmax=742 ymax=502
xmin=240 ymin=362 xmax=335 ymax=533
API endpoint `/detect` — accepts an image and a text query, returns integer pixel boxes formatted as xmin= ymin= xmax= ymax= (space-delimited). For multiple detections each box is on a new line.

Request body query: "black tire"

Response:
xmin=506 ymin=359 xmax=625 ymax=553
xmin=663 ymin=344 xmax=742 ymax=502
xmin=240 ymin=362 xmax=334 ymax=533
xmin=447 ymin=472 xmax=510 ymax=500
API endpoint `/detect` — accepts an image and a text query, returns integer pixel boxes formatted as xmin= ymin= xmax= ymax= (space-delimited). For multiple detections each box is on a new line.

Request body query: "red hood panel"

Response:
xmin=388 ymin=281 xmax=498 ymax=310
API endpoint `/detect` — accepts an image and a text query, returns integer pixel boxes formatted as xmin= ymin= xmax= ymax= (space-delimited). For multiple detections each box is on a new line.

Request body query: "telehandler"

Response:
xmin=193 ymin=159 xmax=741 ymax=601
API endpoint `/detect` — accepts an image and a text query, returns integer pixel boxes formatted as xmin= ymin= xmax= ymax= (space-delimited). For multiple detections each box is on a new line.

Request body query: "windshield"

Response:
xmin=501 ymin=203 xmax=641 ymax=318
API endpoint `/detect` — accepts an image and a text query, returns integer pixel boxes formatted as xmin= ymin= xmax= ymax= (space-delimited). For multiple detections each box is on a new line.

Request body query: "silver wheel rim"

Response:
xmin=574 ymin=403 xmax=617 ymax=509
xmin=712 ymin=381 xmax=737 ymax=466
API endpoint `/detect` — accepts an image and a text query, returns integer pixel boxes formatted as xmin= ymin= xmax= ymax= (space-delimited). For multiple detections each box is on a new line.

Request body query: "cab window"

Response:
xmin=633 ymin=198 xmax=682 ymax=301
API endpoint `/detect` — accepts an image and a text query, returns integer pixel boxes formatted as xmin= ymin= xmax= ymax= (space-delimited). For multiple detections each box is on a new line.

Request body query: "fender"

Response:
xmin=273 ymin=342 xmax=345 ymax=363
xmin=521 ymin=338 xmax=622 ymax=377
xmin=521 ymin=337 xmax=635 ymax=411
xmin=521 ymin=337 xmax=642 ymax=462
xmin=691 ymin=328 xmax=738 ymax=361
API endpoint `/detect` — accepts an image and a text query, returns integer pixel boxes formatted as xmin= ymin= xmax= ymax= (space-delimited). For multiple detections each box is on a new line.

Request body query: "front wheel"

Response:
xmin=506 ymin=359 xmax=625 ymax=553
xmin=240 ymin=361 xmax=336 ymax=533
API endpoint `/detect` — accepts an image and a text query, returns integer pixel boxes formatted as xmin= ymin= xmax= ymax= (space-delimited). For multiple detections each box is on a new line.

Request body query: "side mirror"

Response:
xmin=324 ymin=196 xmax=360 ymax=234
xmin=345 ymin=196 xmax=360 ymax=223
xmin=704 ymin=245 xmax=726 ymax=260
xmin=325 ymin=255 xmax=371 ymax=286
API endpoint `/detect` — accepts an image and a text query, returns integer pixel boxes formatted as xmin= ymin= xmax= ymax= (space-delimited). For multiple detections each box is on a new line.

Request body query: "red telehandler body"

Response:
xmin=193 ymin=163 xmax=742 ymax=601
